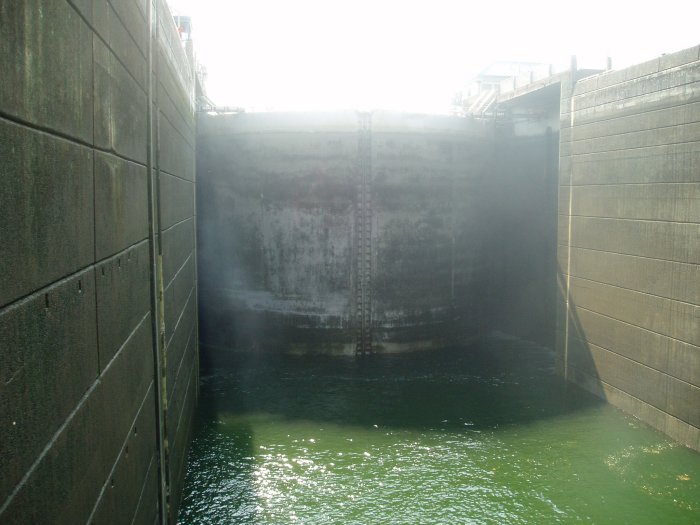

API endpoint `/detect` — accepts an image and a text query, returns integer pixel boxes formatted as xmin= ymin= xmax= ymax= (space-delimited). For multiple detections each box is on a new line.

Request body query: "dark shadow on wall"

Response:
xmin=554 ymin=261 xmax=603 ymax=394
xmin=480 ymin=128 xmax=560 ymax=348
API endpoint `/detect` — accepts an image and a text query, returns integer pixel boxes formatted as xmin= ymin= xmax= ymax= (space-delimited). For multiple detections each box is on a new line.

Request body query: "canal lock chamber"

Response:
xmin=187 ymin=87 xmax=700 ymax=521
xmin=3 ymin=4 xmax=699 ymax=517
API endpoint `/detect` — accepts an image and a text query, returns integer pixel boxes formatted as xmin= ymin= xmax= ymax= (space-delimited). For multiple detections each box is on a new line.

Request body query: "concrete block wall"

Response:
xmin=0 ymin=0 xmax=198 ymax=522
xmin=154 ymin=1 xmax=199 ymax=520
xmin=557 ymin=46 xmax=700 ymax=450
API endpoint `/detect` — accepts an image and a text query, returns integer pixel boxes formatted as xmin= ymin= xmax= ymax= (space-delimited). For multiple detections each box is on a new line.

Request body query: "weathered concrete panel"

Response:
xmin=160 ymin=172 xmax=194 ymax=230
xmin=567 ymin=337 xmax=670 ymax=414
xmin=0 ymin=0 xmax=93 ymax=141
xmin=166 ymin=291 xmax=196 ymax=391
xmin=571 ymin=121 xmax=700 ymax=156
xmin=658 ymin=45 xmax=700 ymax=70
xmin=567 ymin=142 xmax=700 ymax=185
xmin=574 ymin=62 xmax=700 ymax=111
xmin=564 ymin=247 xmax=700 ymax=306
xmin=572 ymin=82 xmax=700 ymax=128
xmin=0 ymin=118 xmax=94 ymax=307
xmin=92 ymin=0 xmax=147 ymax=90
xmin=131 ymin=455 xmax=159 ymax=525
xmin=167 ymin=333 xmax=196 ymax=450
xmin=159 ymin=114 xmax=195 ymax=181
xmin=94 ymin=38 xmax=148 ymax=163
xmin=162 ymin=218 xmax=194 ymax=288
xmin=0 ymin=269 xmax=97 ymax=504
xmin=95 ymin=241 xmax=151 ymax=368
xmin=95 ymin=152 xmax=149 ymax=259
xmin=90 ymin=386 xmax=157 ymax=525
xmin=164 ymin=255 xmax=195 ymax=342
xmin=98 ymin=315 xmax=154 ymax=484
xmin=158 ymin=84 xmax=195 ymax=147
xmin=562 ymin=298 xmax=700 ymax=385
xmin=569 ymin=216 xmax=700 ymax=264
xmin=568 ymin=276 xmax=699 ymax=345
xmin=571 ymin=100 xmax=700 ymax=142
xmin=0 ymin=314 xmax=153 ymax=524
xmin=577 ymin=57 xmax=660 ymax=93
xmin=561 ymin=183 xmax=700 ymax=223
xmin=100 ymin=0 xmax=149 ymax=61
xmin=567 ymin=336 xmax=700 ymax=429
xmin=0 ymin=381 xmax=107 ymax=524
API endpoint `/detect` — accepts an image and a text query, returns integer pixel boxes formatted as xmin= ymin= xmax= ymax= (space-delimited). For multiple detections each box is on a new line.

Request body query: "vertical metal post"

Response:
xmin=563 ymin=79 xmax=576 ymax=383
xmin=355 ymin=113 xmax=373 ymax=355
xmin=147 ymin=0 xmax=169 ymax=522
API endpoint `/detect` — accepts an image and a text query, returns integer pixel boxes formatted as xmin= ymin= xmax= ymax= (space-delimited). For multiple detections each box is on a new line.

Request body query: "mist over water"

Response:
xmin=179 ymin=336 xmax=700 ymax=524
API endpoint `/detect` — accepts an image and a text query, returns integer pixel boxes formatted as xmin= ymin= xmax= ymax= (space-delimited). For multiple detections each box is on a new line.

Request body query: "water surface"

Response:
xmin=179 ymin=336 xmax=699 ymax=524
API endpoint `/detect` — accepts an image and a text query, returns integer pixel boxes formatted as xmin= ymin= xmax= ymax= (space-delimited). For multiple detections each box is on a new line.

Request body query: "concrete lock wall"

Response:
xmin=197 ymin=112 xmax=507 ymax=357
xmin=0 ymin=0 xmax=198 ymax=523
xmin=557 ymin=45 xmax=700 ymax=450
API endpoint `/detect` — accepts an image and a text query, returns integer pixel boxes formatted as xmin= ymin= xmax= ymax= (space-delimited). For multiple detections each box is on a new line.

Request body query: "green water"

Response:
xmin=179 ymin=336 xmax=699 ymax=524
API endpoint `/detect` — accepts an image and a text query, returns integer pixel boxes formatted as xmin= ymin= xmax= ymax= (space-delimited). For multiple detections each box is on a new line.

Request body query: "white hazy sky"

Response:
xmin=168 ymin=0 xmax=699 ymax=113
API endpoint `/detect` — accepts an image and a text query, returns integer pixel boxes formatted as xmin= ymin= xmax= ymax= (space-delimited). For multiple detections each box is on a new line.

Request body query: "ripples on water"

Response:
xmin=179 ymin=336 xmax=700 ymax=524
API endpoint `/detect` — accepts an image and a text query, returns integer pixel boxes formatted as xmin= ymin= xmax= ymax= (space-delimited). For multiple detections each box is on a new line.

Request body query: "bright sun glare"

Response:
xmin=168 ymin=0 xmax=699 ymax=113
